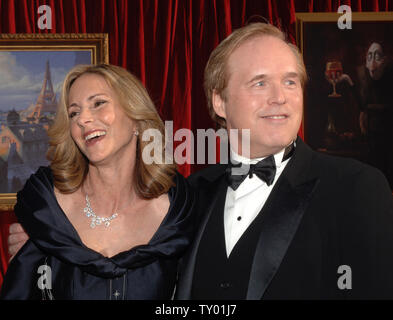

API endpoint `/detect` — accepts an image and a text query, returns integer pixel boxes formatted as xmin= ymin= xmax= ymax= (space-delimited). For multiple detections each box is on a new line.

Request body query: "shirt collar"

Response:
xmin=230 ymin=141 xmax=294 ymax=168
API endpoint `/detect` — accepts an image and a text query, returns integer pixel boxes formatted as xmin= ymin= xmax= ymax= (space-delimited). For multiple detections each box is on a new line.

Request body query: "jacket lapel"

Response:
xmin=246 ymin=137 xmax=320 ymax=299
xmin=175 ymin=170 xmax=228 ymax=299
xmin=177 ymin=138 xmax=320 ymax=300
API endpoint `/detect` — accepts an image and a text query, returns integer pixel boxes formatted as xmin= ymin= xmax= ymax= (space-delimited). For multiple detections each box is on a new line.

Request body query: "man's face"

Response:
xmin=366 ymin=42 xmax=386 ymax=80
xmin=213 ymin=35 xmax=303 ymax=158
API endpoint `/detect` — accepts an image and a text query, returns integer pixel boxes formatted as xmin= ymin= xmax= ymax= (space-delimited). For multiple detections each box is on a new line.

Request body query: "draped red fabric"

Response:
xmin=0 ymin=0 xmax=391 ymax=286
xmin=0 ymin=212 xmax=17 ymax=286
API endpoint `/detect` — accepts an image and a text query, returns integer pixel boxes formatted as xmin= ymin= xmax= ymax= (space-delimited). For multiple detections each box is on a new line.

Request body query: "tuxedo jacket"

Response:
xmin=176 ymin=137 xmax=393 ymax=299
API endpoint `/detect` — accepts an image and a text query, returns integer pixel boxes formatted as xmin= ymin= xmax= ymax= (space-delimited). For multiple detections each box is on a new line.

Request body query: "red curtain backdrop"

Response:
xmin=0 ymin=212 xmax=17 ymax=286
xmin=0 ymin=0 xmax=391 ymax=287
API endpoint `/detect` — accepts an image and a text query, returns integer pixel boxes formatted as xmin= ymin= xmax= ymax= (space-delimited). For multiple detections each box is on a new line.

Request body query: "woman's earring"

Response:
xmin=134 ymin=130 xmax=139 ymax=136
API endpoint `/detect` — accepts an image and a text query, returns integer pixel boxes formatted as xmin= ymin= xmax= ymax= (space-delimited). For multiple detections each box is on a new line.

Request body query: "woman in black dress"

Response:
xmin=1 ymin=64 xmax=195 ymax=300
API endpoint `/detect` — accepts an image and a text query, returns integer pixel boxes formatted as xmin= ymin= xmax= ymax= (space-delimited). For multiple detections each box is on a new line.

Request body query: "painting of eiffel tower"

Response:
xmin=0 ymin=34 xmax=107 ymax=203
xmin=28 ymin=60 xmax=58 ymax=121
xmin=0 ymin=50 xmax=92 ymax=194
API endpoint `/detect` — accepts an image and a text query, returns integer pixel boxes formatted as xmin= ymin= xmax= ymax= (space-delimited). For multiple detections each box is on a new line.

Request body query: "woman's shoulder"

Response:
xmin=33 ymin=165 xmax=53 ymax=178
xmin=23 ymin=165 xmax=54 ymax=190
xmin=159 ymin=170 xmax=196 ymax=232
xmin=170 ymin=170 xmax=192 ymax=194
xmin=16 ymin=166 xmax=53 ymax=203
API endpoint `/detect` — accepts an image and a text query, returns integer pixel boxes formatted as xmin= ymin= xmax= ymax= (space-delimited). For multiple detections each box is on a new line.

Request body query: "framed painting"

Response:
xmin=0 ymin=33 xmax=109 ymax=211
xmin=296 ymin=12 xmax=393 ymax=191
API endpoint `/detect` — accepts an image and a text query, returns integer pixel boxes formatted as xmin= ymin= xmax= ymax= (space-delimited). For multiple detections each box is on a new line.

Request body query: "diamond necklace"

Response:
xmin=83 ymin=195 xmax=119 ymax=228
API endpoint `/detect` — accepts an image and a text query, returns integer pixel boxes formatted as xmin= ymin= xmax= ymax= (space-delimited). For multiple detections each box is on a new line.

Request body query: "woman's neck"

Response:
xmin=84 ymin=155 xmax=139 ymax=211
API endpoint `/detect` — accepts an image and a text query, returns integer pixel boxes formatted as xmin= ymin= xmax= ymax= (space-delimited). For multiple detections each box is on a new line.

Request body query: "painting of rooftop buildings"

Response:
xmin=0 ymin=51 xmax=91 ymax=193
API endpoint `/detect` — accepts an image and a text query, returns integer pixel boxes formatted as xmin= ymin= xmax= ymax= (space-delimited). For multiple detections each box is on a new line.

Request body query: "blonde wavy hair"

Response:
xmin=204 ymin=22 xmax=308 ymax=128
xmin=47 ymin=64 xmax=176 ymax=199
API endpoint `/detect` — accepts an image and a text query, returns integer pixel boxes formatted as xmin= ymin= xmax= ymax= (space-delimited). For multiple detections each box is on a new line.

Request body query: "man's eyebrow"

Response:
xmin=284 ymin=72 xmax=300 ymax=78
xmin=247 ymin=72 xmax=300 ymax=84
xmin=247 ymin=74 xmax=267 ymax=84
xmin=68 ymin=93 xmax=108 ymax=108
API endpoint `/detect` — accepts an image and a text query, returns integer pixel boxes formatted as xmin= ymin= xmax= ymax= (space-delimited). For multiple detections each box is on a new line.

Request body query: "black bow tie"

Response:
xmin=226 ymin=142 xmax=295 ymax=191
xmin=227 ymin=156 xmax=276 ymax=190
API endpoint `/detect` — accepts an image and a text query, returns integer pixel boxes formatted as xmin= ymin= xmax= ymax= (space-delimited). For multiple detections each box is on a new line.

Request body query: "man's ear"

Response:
xmin=212 ymin=90 xmax=226 ymax=119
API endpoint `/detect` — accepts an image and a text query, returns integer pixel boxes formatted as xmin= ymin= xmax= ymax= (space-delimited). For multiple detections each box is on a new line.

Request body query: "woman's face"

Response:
xmin=67 ymin=73 xmax=137 ymax=165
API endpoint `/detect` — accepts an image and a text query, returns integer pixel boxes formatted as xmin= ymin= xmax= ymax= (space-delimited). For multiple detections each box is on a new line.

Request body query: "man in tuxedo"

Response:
xmin=7 ymin=23 xmax=393 ymax=300
xmin=175 ymin=23 xmax=393 ymax=299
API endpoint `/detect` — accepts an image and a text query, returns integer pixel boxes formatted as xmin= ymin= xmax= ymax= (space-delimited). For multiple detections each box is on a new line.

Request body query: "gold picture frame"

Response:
xmin=0 ymin=33 xmax=109 ymax=211
xmin=296 ymin=12 xmax=393 ymax=191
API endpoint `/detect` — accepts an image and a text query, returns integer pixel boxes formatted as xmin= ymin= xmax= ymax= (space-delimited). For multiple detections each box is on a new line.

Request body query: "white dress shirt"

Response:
xmin=224 ymin=147 xmax=291 ymax=257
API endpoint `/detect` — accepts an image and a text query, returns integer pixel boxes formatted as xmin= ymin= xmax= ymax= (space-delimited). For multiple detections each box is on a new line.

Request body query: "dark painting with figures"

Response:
xmin=299 ymin=17 xmax=393 ymax=191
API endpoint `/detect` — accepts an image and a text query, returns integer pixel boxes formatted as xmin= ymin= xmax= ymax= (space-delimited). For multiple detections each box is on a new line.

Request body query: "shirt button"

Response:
xmin=237 ymin=216 xmax=242 ymax=221
xmin=113 ymin=290 xmax=121 ymax=299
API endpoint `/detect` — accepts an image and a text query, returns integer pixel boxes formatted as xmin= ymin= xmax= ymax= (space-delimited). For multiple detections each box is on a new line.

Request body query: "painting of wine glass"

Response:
xmin=296 ymin=12 xmax=393 ymax=191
